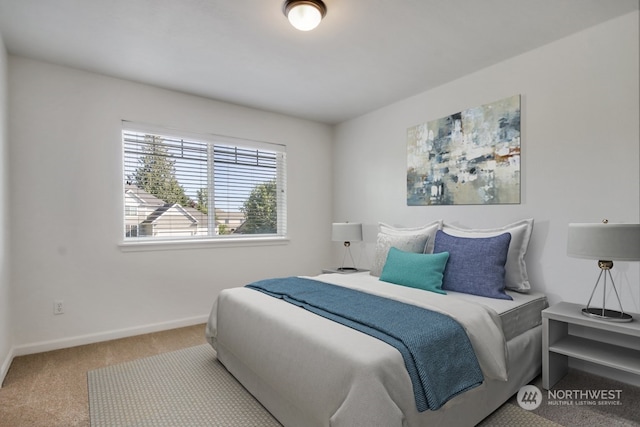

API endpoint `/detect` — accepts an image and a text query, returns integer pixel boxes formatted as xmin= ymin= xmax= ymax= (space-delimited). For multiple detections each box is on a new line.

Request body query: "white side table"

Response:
xmin=542 ymin=301 xmax=640 ymax=389
xmin=321 ymin=268 xmax=369 ymax=274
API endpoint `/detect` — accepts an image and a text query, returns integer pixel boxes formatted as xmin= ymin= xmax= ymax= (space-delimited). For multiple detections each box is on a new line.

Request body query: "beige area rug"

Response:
xmin=88 ymin=344 xmax=281 ymax=427
xmin=87 ymin=344 xmax=560 ymax=427
xmin=477 ymin=402 xmax=562 ymax=427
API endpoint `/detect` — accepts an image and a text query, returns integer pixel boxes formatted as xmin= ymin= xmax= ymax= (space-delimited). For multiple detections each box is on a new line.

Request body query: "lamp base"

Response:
xmin=336 ymin=267 xmax=358 ymax=272
xmin=582 ymin=307 xmax=633 ymax=322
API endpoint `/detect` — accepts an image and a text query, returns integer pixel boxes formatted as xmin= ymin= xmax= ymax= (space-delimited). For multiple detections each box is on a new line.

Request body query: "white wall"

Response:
xmin=333 ymin=12 xmax=640 ymax=311
xmin=3 ymin=9 xmax=639 ymax=384
xmin=8 ymin=57 xmax=334 ymax=354
xmin=0 ymin=31 xmax=12 ymax=383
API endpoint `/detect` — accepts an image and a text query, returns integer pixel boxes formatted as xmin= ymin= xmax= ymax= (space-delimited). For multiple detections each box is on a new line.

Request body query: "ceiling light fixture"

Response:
xmin=283 ymin=0 xmax=327 ymax=31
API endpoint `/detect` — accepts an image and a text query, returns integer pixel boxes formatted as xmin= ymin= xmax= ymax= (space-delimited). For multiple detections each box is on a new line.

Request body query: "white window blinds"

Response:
xmin=122 ymin=124 xmax=287 ymax=241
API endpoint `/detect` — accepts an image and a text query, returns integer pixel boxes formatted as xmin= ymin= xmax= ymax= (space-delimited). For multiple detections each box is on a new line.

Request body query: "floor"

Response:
xmin=0 ymin=324 xmax=206 ymax=427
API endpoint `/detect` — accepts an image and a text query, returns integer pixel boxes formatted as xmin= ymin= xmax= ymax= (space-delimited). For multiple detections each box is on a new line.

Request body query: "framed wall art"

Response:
xmin=407 ymin=94 xmax=521 ymax=206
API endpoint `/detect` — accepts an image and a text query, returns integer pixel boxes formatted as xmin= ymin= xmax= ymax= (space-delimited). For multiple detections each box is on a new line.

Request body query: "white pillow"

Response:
xmin=370 ymin=220 xmax=442 ymax=277
xmin=442 ymin=219 xmax=534 ymax=292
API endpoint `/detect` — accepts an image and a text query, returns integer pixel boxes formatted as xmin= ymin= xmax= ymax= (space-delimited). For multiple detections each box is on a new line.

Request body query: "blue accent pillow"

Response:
xmin=433 ymin=230 xmax=513 ymax=300
xmin=379 ymin=247 xmax=449 ymax=294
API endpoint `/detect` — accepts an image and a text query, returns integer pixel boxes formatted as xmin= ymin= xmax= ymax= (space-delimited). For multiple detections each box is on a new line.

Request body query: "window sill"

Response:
xmin=119 ymin=236 xmax=290 ymax=252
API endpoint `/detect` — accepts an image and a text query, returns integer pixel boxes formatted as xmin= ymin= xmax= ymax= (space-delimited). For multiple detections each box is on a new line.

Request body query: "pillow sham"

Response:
xmin=433 ymin=230 xmax=513 ymax=300
xmin=379 ymin=247 xmax=449 ymax=294
xmin=370 ymin=220 xmax=442 ymax=277
xmin=442 ymin=219 xmax=533 ymax=292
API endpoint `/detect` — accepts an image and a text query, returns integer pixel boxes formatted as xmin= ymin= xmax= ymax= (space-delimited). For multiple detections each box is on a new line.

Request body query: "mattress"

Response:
xmin=445 ymin=288 xmax=548 ymax=341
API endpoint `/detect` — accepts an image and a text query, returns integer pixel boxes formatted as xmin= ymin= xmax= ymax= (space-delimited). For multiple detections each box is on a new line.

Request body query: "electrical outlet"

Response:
xmin=54 ymin=300 xmax=64 ymax=315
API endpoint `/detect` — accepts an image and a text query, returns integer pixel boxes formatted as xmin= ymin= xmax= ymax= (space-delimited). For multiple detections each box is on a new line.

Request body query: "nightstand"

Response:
xmin=321 ymin=268 xmax=369 ymax=274
xmin=542 ymin=301 xmax=640 ymax=389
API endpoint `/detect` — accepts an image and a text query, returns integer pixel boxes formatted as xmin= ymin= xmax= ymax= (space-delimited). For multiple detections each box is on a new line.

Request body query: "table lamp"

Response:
xmin=567 ymin=220 xmax=640 ymax=322
xmin=332 ymin=222 xmax=362 ymax=272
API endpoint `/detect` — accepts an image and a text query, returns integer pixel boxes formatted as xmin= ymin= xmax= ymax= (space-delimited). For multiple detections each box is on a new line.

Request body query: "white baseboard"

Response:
xmin=10 ymin=315 xmax=209 ymax=358
xmin=0 ymin=346 xmax=15 ymax=388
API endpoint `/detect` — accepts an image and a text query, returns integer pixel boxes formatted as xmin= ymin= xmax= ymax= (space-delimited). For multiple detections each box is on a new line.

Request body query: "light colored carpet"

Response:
xmin=88 ymin=344 xmax=561 ymax=427
xmin=88 ymin=344 xmax=280 ymax=427
xmin=1 ymin=324 xmax=207 ymax=427
xmin=522 ymin=370 xmax=640 ymax=427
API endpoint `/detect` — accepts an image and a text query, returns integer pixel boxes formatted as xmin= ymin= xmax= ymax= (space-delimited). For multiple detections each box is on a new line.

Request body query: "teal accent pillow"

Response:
xmin=379 ymin=247 xmax=449 ymax=294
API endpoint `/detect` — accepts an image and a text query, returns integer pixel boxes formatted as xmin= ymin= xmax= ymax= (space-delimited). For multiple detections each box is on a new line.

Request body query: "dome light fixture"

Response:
xmin=283 ymin=0 xmax=327 ymax=31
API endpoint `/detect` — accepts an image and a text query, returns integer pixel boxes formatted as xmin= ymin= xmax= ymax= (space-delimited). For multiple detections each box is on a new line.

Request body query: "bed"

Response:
xmin=205 ymin=219 xmax=547 ymax=426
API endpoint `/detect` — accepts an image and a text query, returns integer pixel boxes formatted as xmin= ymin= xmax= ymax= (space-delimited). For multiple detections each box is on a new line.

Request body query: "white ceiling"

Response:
xmin=0 ymin=0 xmax=637 ymax=124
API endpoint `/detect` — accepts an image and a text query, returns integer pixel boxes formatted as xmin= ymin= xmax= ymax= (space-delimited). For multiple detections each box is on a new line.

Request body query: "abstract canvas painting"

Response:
xmin=407 ymin=95 xmax=521 ymax=206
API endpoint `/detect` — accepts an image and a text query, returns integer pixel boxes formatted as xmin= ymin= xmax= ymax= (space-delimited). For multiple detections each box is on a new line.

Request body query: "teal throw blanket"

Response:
xmin=246 ymin=277 xmax=483 ymax=411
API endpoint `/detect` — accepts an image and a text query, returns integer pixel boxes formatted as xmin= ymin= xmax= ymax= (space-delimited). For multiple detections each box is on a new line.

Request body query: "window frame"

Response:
xmin=119 ymin=122 xmax=288 ymax=251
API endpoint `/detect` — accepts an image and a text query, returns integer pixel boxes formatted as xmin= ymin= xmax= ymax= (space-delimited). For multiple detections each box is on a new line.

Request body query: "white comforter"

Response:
xmin=206 ymin=273 xmax=516 ymax=427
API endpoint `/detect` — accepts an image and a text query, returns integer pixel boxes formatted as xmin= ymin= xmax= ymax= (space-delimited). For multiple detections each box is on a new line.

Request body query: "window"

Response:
xmin=125 ymin=224 xmax=138 ymax=238
xmin=122 ymin=123 xmax=287 ymax=243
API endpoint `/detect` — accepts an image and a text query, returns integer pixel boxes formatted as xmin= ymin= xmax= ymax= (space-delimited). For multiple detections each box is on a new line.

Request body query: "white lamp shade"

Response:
xmin=567 ymin=223 xmax=640 ymax=261
xmin=332 ymin=223 xmax=362 ymax=242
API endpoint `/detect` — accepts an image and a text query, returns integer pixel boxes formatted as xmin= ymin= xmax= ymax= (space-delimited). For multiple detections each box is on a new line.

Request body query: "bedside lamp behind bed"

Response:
xmin=332 ymin=222 xmax=363 ymax=272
